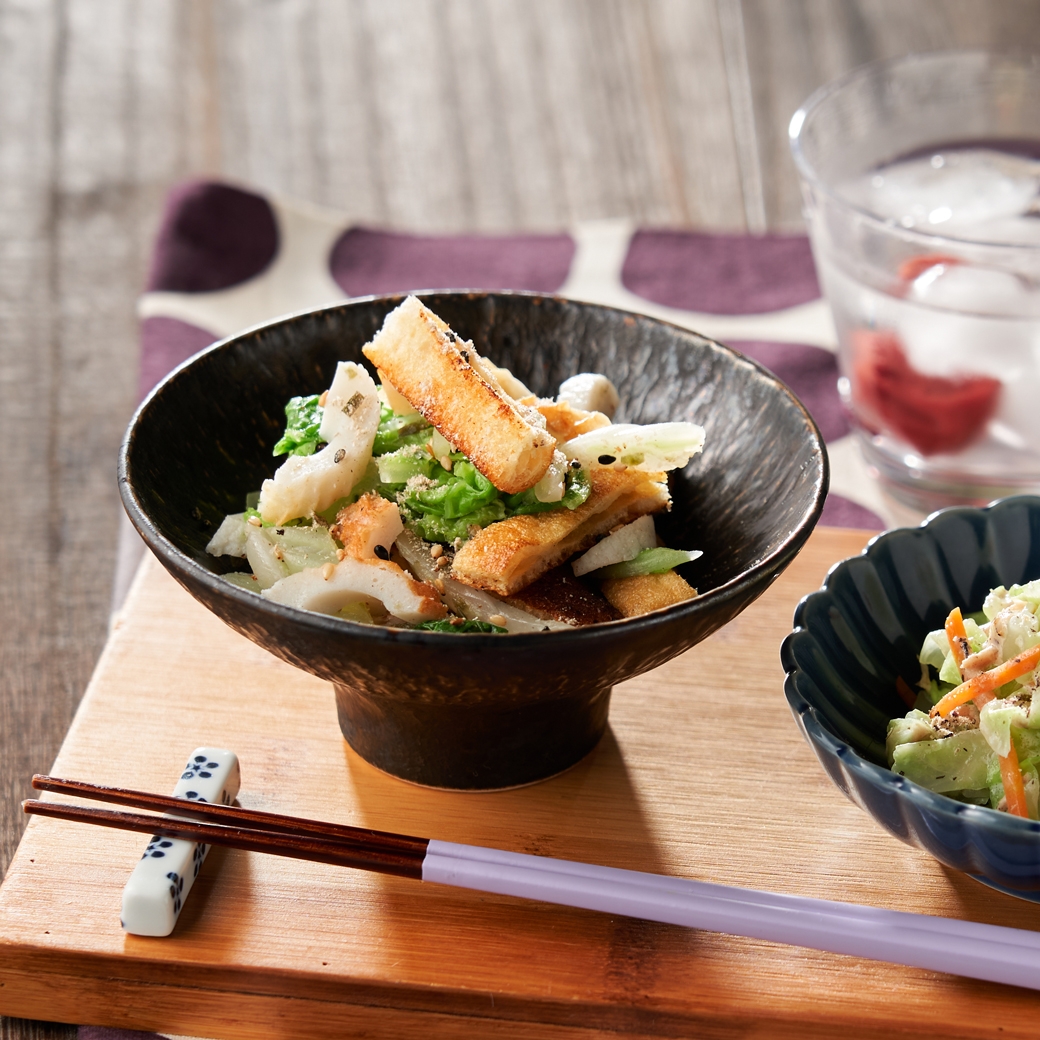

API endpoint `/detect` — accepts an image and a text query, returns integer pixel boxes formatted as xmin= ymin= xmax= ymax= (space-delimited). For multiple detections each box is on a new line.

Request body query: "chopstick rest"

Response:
xmin=120 ymin=748 xmax=240 ymax=936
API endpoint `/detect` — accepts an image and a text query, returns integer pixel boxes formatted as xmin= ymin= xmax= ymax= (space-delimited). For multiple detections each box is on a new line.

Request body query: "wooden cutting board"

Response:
xmin=3 ymin=526 xmax=1040 ymax=1039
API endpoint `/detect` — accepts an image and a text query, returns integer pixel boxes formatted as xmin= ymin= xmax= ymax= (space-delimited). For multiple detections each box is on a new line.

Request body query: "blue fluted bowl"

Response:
xmin=781 ymin=496 xmax=1040 ymax=899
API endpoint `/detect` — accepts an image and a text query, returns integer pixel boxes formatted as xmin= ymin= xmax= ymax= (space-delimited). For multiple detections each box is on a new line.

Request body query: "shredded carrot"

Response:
xmin=945 ymin=607 xmax=968 ymax=671
xmin=895 ymin=676 xmax=917 ymax=709
xmin=931 ymin=643 xmax=1040 ymax=718
xmin=1000 ymin=740 xmax=1030 ymax=819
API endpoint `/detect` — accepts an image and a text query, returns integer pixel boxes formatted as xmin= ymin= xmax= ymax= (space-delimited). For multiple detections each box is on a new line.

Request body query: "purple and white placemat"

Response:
xmin=137 ymin=179 xmax=887 ymax=512
xmin=95 ymin=180 xmax=889 ymax=1040
xmin=113 ymin=178 xmax=894 ymax=625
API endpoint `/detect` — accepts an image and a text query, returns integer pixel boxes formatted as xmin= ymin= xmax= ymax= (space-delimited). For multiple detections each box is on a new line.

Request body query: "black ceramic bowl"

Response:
xmin=121 ymin=292 xmax=826 ymax=789
xmin=782 ymin=496 xmax=1040 ymax=899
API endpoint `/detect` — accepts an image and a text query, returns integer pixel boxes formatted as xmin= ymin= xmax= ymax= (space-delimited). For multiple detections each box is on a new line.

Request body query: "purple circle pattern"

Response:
xmin=621 ymin=230 xmax=820 ymax=314
xmin=147 ymin=181 xmax=279 ymax=294
xmin=329 ymin=227 xmax=575 ymax=297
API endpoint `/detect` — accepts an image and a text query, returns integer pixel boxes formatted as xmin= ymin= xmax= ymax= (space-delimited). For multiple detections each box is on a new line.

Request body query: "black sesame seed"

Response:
xmin=597 ymin=454 xmax=616 ymax=465
xmin=333 ymin=448 xmax=346 ymax=464
xmin=570 ymin=459 xmax=581 ymax=469
xmin=374 ymin=544 xmax=390 ymax=560
xmin=276 ymin=529 xmax=285 ymax=536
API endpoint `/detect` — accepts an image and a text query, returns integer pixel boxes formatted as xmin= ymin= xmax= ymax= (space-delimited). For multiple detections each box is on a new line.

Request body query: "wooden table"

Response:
xmin=3 ymin=4 xmax=1040 ymax=1038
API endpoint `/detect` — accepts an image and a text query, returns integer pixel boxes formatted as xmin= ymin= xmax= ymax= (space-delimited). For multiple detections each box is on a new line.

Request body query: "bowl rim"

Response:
xmin=782 ymin=494 xmax=1040 ymax=836
xmin=788 ymin=48 xmax=1040 ymax=256
xmin=120 ymin=289 xmax=829 ymax=645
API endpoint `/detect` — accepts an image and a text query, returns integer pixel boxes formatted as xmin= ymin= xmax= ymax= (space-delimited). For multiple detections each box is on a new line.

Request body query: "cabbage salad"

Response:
xmin=888 ymin=580 xmax=1040 ymax=818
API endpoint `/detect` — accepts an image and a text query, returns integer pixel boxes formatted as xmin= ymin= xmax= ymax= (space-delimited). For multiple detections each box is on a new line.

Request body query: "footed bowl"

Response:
xmin=121 ymin=292 xmax=826 ymax=789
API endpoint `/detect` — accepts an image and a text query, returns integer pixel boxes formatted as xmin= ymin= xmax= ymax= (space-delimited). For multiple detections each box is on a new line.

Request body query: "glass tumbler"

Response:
xmin=790 ymin=51 xmax=1040 ymax=512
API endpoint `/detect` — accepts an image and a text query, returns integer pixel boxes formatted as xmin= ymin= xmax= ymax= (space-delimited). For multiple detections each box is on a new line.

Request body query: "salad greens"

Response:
xmin=595 ymin=547 xmax=701 ymax=580
xmin=272 ymin=395 xmax=325 ymax=457
xmin=416 ymin=618 xmax=508 ymax=634
xmin=372 ymin=402 xmax=434 ymax=455
xmin=888 ymin=579 xmax=1040 ymax=819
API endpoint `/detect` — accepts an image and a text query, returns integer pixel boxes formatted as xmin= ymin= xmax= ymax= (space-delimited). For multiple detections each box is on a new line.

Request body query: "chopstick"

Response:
xmin=31 ymin=773 xmax=427 ymax=857
xmin=27 ymin=774 xmax=427 ymax=880
xmin=24 ymin=775 xmax=1040 ymax=991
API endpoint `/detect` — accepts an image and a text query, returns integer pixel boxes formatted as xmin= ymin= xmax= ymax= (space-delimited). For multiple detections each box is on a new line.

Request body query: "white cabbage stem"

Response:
xmin=562 ymin=422 xmax=705 ymax=472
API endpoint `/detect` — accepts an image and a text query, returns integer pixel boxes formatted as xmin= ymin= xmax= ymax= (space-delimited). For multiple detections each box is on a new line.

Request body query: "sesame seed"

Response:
xmin=453 ymin=537 xmax=463 ymax=550
xmin=321 ymin=563 xmax=335 ymax=580
xmin=430 ymin=544 xmax=444 ymax=559
xmin=247 ymin=515 xmax=262 ymax=527
xmin=336 ymin=549 xmax=346 ymax=561
xmin=597 ymin=454 xmax=616 ymax=465
xmin=318 ymin=390 xmax=328 ymax=407
xmin=570 ymin=459 xmax=581 ymax=469
xmin=374 ymin=544 xmax=390 ymax=560
xmin=436 ymin=556 xmax=450 ymax=569
xmin=273 ymin=546 xmax=284 ymax=561
xmin=333 ymin=448 xmax=346 ymax=463
xmin=439 ymin=455 xmax=452 ymax=471
xmin=489 ymin=614 xmax=507 ymax=627
xmin=433 ymin=578 xmax=446 ymax=593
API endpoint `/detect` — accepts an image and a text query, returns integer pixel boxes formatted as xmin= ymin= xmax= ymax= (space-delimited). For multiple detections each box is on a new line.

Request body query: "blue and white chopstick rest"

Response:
xmin=120 ymin=747 xmax=240 ymax=936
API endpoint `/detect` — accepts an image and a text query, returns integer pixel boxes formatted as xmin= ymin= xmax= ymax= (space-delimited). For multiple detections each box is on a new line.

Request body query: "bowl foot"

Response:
xmin=968 ymin=873 xmax=1040 ymax=903
xmin=333 ymin=682 xmax=612 ymax=790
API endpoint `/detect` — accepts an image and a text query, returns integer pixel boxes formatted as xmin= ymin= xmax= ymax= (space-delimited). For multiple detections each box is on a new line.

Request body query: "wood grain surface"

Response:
xmin=17 ymin=525 xmax=1040 ymax=1040
xmin=3 ymin=3 xmax=1040 ymax=1038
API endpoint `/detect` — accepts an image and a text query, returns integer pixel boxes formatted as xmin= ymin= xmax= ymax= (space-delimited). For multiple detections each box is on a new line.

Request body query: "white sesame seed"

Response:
xmin=433 ymin=578 xmax=446 ymax=593
xmin=439 ymin=455 xmax=452 ymax=471
xmin=318 ymin=390 xmax=328 ymax=406
xmin=336 ymin=548 xmax=346 ymax=561
xmin=435 ymin=556 xmax=450 ymax=569
xmin=489 ymin=614 xmax=507 ymax=627
xmin=247 ymin=515 xmax=262 ymax=527
xmin=273 ymin=546 xmax=284 ymax=560
xmin=430 ymin=544 xmax=444 ymax=559
xmin=321 ymin=562 xmax=335 ymax=580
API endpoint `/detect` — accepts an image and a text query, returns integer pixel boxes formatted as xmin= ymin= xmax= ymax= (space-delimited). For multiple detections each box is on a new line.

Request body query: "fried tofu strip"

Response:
xmin=601 ymin=570 xmax=697 ymax=618
xmin=535 ymin=399 xmax=611 ymax=445
xmin=451 ymin=467 xmax=670 ymax=596
xmin=362 ymin=296 xmax=555 ymax=494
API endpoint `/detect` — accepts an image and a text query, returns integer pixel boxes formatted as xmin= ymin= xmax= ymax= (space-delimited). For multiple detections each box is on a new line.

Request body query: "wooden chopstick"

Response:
xmin=31 ymin=774 xmax=427 ymax=856
xmin=23 ymin=798 xmax=427 ymax=880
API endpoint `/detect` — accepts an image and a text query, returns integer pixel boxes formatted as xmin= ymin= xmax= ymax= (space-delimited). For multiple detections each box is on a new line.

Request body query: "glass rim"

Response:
xmin=788 ymin=49 xmax=1040 ymax=255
